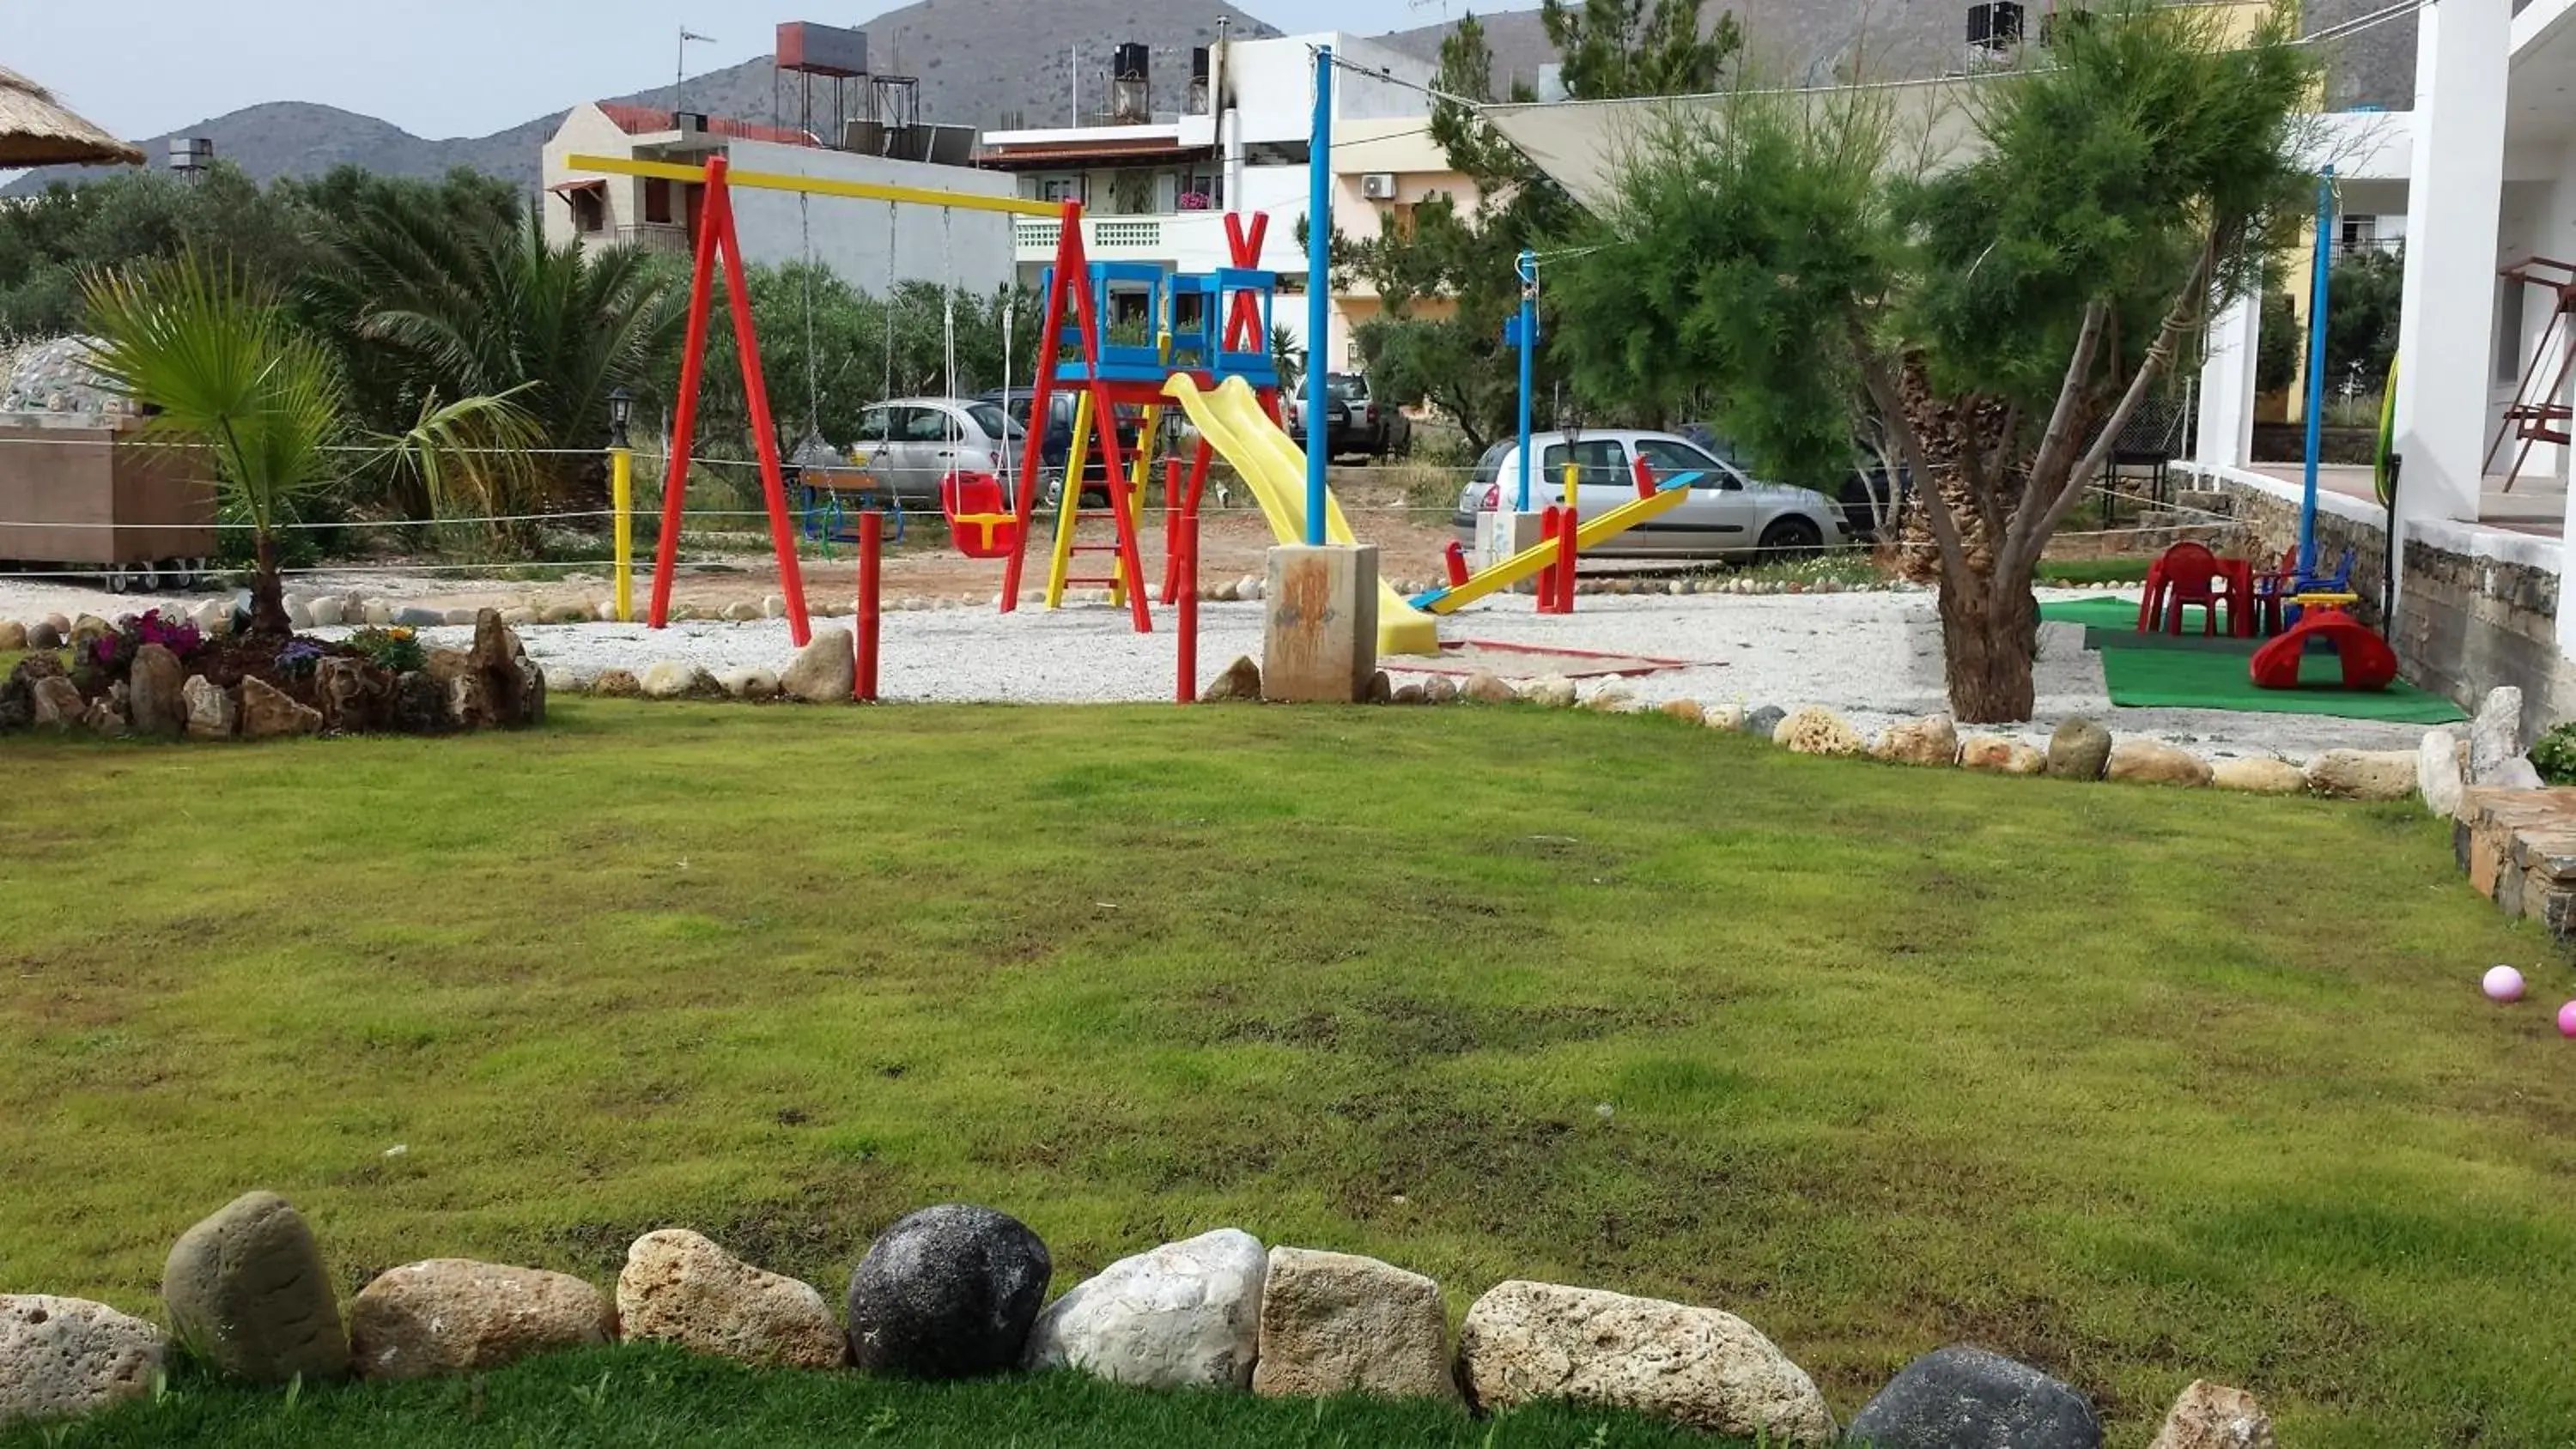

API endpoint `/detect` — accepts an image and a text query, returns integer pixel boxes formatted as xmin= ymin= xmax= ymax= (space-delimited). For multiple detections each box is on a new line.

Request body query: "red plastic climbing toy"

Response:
xmin=2250 ymin=605 xmax=2397 ymax=692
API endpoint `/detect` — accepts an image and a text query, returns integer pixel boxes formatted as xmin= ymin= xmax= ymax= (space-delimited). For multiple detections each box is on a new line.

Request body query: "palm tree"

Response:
xmin=84 ymin=252 xmax=541 ymax=635
xmin=306 ymin=203 xmax=681 ymax=512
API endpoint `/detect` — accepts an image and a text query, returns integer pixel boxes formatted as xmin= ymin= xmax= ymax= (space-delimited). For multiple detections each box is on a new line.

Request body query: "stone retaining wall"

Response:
xmin=2190 ymin=467 xmax=2576 ymax=741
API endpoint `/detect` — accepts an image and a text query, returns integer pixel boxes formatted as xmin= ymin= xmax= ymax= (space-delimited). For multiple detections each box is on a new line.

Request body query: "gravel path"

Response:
xmin=259 ymin=586 xmax=2431 ymax=765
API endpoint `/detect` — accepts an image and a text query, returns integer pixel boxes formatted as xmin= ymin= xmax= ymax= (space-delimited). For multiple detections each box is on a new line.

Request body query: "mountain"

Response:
xmin=6 ymin=0 xmax=1279 ymax=196
xmin=7 ymin=0 xmax=2416 ymax=197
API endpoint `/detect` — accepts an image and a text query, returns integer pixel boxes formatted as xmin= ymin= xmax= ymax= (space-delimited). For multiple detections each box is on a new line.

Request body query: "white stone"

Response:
xmin=307 ymin=597 xmax=344 ymax=627
xmin=2306 ymin=749 xmax=2419 ymax=801
xmin=1024 ymin=1228 xmax=1267 ymax=1390
xmin=761 ymin=594 xmax=788 ymax=620
xmin=2420 ymin=728 xmax=2467 ymax=817
xmin=444 ymin=609 xmax=478 ymax=627
xmin=543 ymin=667 xmax=579 ymax=695
xmin=638 ymin=661 xmax=702 ymax=700
xmin=0 ymin=1294 xmax=167 ymax=1425
xmin=714 ymin=668 xmax=779 ymax=700
xmin=1252 ymin=1247 xmax=1454 ymax=1402
xmin=1458 ymin=1281 xmax=1833 ymax=1445
xmin=2470 ymin=685 xmax=2524 ymax=783
xmin=282 ymin=595 xmax=313 ymax=629
xmin=361 ymin=601 xmax=393 ymax=627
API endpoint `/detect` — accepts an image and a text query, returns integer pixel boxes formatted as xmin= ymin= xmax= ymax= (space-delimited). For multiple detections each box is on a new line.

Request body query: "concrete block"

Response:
xmin=1475 ymin=511 xmax=1549 ymax=594
xmin=1262 ymin=544 xmax=1380 ymax=704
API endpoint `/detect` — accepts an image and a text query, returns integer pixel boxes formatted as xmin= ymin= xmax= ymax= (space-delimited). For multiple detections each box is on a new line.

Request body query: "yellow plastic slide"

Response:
xmin=1415 ymin=482 xmax=1692 ymax=615
xmin=1161 ymin=374 xmax=1441 ymax=657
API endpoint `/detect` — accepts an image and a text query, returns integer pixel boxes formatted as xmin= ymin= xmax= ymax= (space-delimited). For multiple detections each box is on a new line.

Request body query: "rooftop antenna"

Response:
xmin=676 ymin=26 xmax=718 ymax=114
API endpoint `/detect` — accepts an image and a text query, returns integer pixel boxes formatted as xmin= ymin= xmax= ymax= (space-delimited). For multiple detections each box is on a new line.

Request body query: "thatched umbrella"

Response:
xmin=0 ymin=64 xmax=141 ymax=167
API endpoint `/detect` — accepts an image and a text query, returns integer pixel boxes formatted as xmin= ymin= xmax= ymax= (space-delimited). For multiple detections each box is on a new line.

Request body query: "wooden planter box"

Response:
xmin=0 ymin=416 xmax=216 ymax=567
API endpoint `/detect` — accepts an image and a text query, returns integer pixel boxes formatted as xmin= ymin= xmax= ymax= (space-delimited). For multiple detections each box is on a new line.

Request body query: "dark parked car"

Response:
xmin=1284 ymin=373 xmax=1412 ymax=461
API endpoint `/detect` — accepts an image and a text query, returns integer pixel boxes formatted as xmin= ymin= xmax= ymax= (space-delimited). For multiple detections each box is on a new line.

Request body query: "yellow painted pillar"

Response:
xmin=611 ymin=446 xmax=635 ymax=622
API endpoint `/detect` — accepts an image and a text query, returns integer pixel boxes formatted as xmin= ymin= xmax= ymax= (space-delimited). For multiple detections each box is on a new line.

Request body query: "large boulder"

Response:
xmin=469 ymin=610 xmax=538 ymax=727
xmin=82 ymin=699 xmax=128 ymax=738
xmin=0 ymin=620 xmax=22 ymax=651
xmin=616 ymin=1229 xmax=843 ymax=1370
xmin=313 ymin=658 xmax=390 ymax=734
xmin=161 ymin=1190 xmax=349 ymax=1385
xmin=1845 ymin=1345 xmax=2100 ymax=1449
xmin=1521 ymin=676 xmax=1578 ymax=709
xmin=1251 ymin=1247 xmax=1454 ymax=1403
xmin=2306 ymin=749 xmax=2419 ymax=801
xmin=2046 ymin=718 xmax=2113 ymax=780
xmin=23 ymin=621 xmax=62 ymax=651
xmin=592 ymin=669 xmax=643 ymax=700
xmin=844 ymin=1203 xmax=1051 ymax=1379
xmin=1462 ymin=670 xmax=1516 ymax=705
xmin=1458 ymin=1281 xmax=1832 ymax=1445
xmin=2469 ymin=685 xmax=2524 ymax=783
xmin=182 ymin=676 xmax=237 ymax=740
xmin=239 ymin=677 xmax=322 ymax=740
xmin=1024 ymin=1228 xmax=1267 ymax=1391
xmin=2210 ymin=757 xmax=2306 ymax=796
xmin=1742 ymin=704 xmax=1787 ymax=738
xmin=781 ymin=628 xmax=857 ymax=703
xmin=348 ymin=1260 xmax=613 ymax=1380
xmin=2106 ymin=739 xmax=2212 ymax=788
xmin=1199 ymin=656 xmax=1261 ymax=703
xmin=637 ymin=661 xmax=710 ymax=700
xmin=2148 ymin=1380 xmax=2274 ymax=1449
xmin=1773 ymin=706 xmax=1864 ymax=758
xmin=1874 ymin=714 xmax=1959 ymax=767
xmin=1657 ymin=699 xmax=1706 ymax=725
xmin=30 ymin=676 xmax=82 ymax=731
xmin=1959 ymin=735 xmax=2046 ymax=775
xmin=126 ymin=643 xmax=186 ymax=737
xmin=0 ymin=1294 xmax=167 ymax=1426
xmin=2419 ymin=729 xmax=2468 ymax=817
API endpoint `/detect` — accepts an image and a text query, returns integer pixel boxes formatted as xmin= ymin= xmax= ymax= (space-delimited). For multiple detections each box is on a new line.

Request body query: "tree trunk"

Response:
xmin=250 ymin=531 xmax=292 ymax=638
xmin=1939 ymin=569 xmax=2039 ymax=724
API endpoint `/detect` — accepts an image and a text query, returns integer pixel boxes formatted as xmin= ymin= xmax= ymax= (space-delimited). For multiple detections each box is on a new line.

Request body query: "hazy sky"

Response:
xmin=14 ymin=0 xmax=1490 ymax=143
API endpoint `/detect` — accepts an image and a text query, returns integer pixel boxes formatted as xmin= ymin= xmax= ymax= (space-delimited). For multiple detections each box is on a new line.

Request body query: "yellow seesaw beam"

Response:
xmin=1416 ymin=482 xmax=1695 ymax=615
xmin=1160 ymin=373 xmax=1442 ymax=657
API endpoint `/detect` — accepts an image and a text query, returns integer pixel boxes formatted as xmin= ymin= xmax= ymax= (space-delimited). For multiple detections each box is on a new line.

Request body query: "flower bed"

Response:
xmin=0 ymin=608 xmax=545 ymax=741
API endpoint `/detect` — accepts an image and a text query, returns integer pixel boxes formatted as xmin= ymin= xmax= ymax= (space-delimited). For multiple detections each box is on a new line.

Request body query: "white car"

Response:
xmin=1449 ymin=431 xmax=1849 ymax=560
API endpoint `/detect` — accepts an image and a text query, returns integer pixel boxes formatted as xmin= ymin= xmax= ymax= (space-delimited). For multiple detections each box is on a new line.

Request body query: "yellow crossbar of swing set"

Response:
xmin=562 ymin=155 xmax=1066 ymax=218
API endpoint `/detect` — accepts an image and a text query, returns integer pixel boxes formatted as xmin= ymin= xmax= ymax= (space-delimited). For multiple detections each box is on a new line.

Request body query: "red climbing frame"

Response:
xmin=2250 ymin=607 xmax=2398 ymax=692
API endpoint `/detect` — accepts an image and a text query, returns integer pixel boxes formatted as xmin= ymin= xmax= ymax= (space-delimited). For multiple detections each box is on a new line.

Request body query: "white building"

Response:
xmin=539 ymin=102 xmax=1016 ymax=295
xmin=974 ymin=33 xmax=1443 ymax=369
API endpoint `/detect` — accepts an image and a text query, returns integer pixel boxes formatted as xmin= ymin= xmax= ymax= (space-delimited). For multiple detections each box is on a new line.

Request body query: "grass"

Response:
xmin=3 ymin=1347 xmax=1712 ymax=1448
xmin=2034 ymin=557 xmax=2156 ymax=586
xmin=2 ymin=701 xmax=2572 ymax=1446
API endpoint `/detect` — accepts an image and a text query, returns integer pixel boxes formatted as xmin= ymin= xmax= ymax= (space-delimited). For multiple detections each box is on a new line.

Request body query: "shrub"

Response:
xmin=346 ymin=626 xmax=427 ymax=675
xmin=2531 ymin=723 xmax=2576 ymax=785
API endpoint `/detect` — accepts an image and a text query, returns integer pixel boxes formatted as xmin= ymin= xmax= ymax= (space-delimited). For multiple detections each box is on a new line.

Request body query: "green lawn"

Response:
xmin=2 ymin=700 xmax=2571 ymax=1446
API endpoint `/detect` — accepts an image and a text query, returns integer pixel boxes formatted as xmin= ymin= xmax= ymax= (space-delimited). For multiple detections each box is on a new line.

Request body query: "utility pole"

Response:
xmin=676 ymin=27 xmax=716 ymax=115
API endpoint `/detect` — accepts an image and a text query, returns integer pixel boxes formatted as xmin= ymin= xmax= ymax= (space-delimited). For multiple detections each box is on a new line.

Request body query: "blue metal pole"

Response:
xmin=1516 ymin=249 xmax=1536 ymax=514
xmin=1304 ymin=45 xmax=1333 ymax=546
xmin=2300 ymin=167 xmax=2336 ymax=577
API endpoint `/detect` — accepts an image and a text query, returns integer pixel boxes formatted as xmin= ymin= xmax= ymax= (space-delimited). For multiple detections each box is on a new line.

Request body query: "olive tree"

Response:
xmin=1552 ymin=0 xmax=2318 ymax=721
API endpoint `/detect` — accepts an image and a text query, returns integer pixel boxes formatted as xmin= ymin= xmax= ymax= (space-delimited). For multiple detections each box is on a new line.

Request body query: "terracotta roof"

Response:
xmin=975 ymin=139 xmax=1215 ymax=170
xmin=596 ymin=103 xmax=819 ymax=149
xmin=0 ymin=65 xmax=141 ymax=167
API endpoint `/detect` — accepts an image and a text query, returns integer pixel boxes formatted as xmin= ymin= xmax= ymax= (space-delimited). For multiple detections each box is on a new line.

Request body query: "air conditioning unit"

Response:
xmin=1360 ymin=173 xmax=1398 ymax=202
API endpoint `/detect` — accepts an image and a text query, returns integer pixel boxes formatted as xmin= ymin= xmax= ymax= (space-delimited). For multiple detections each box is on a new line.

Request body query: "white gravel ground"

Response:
xmin=213 ymin=585 xmax=2435 ymax=765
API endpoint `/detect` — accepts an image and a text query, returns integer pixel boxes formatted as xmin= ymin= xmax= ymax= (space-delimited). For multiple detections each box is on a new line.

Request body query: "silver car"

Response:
xmin=849 ymin=397 xmax=1022 ymax=504
xmin=1448 ymin=431 xmax=1848 ymax=561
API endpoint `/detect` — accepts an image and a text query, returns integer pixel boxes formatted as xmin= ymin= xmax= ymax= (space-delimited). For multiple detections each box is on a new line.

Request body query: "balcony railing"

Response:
xmin=1012 ymin=213 xmax=1243 ymax=268
xmin=611 ymin=223 xmax=694 ymax=253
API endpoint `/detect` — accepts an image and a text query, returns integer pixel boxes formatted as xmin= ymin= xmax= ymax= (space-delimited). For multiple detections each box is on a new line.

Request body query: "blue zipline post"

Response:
xmin=1514 ymin=249 xmax=1538 ymax=513
xmin=1304 ymin=44 xmax=1334 ymax=546
xmin=2300 ymin=167 xmax=2336 ymax=578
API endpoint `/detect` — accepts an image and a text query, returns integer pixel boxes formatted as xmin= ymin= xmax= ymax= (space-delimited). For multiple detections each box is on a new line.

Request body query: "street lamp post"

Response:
xmin=608 ymin=386 xmax=635 ymax=622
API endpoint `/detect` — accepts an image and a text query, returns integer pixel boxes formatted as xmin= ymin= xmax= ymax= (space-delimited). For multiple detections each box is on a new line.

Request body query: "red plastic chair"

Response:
xmin=939 ymin=471 xmax=1022 ymax=559
xmin=2154 ymin=542 xmax=2227 ymax=636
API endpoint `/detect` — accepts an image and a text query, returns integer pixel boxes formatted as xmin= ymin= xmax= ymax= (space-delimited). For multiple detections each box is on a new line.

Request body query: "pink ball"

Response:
xmin=2485 ymin=966 xmax=2527 ymax=1003
xmin=2561 ymin=1001 xmax=2576 ymax=1040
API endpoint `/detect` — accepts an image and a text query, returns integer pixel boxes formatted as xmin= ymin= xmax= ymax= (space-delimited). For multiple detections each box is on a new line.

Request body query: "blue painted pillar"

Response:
xmin=1305 ymin=45 xmax=1334 ymax=545
xmin=2300 ymin=167 xmax=2336 ymax=576
xmin=1515 ymin=249 xmax=1537 ymax=513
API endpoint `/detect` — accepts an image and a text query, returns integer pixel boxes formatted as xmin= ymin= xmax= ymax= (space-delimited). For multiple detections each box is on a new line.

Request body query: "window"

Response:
xmin=904 ymin=408 xmax=958 ymax=442
xmin=1635 ymin=439 xmax=1738 ymax=489
xmin=643 ymin=178 xmax=673 ymax=225
xmin=1036 ymin=173 xmax=1087 ymax=205
xmin=1470 ymin=441 xmax=1510 ymax=488
xmin=1539 ymin=439 xmax=1628 ymax=491
xmin=568 ymin=187 xmax=605 ymax=234
xmin=2499 ymin=279 xmax=2528 ymax=386
xmin=852 ymin=408 xmax=893 ymax=444
xmin=964 ymin=403 xmax=1020 ymax=439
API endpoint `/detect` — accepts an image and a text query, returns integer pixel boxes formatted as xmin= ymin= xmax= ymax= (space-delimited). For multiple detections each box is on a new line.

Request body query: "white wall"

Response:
xmin=721 ymin=140 xmax=1016 ymax=296
xmin=538 ymin=104 xmax=647 ymax=250
xmin=1219 ymin=33 xmax=1436 ymax=147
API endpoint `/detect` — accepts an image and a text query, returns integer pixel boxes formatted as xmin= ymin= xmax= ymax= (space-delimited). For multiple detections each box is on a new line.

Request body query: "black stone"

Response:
xmin=391 ymin=671 xmax=449 ymax=735
xmin=1742 ymin=703 xmax=1786 ymax=738
xmin=845 ymin=1204 xmax=1050 ymax=1379
xmin=1847 ymin=1346 xmax=2102 ymax=1449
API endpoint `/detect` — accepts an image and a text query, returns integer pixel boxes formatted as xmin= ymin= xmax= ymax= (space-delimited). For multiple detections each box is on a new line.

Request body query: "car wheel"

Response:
xmin=1759 ymin=516 xmax=1825 ymax=561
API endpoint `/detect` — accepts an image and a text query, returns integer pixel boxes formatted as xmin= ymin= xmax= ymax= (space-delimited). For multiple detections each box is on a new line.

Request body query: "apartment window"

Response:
xmin=568 ymin=187 xmax=605 ymax=234
xmin=1178 ymin=170 xmax=1220 ymax=210
xmin=643 ymin=178 xmax=674 ymax=225
xmin=2499 ymin=278 xmax=2528 ymax=386
xmin=1035 ymin=173 xmax=1088 ymax=205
